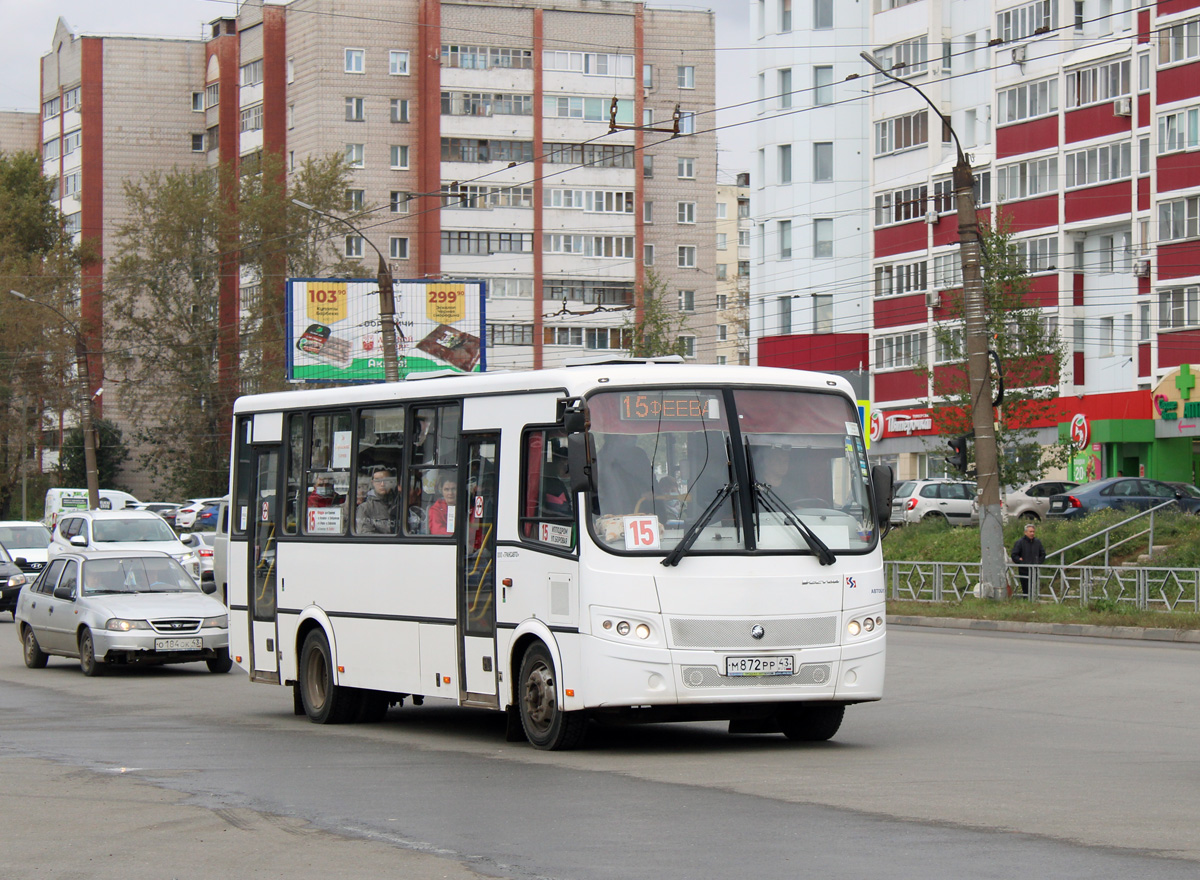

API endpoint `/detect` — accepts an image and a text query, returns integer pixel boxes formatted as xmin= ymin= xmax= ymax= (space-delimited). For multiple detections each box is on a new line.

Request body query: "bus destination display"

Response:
xmin=619 ymin=393 xmax=718 ymax=421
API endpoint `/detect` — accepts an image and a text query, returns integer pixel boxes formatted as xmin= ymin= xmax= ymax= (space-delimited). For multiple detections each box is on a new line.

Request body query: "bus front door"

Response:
xmin=249 ymin=448 xmax=280 ymax=682
xmin=458 ymin=432 xmax=499 ymax=707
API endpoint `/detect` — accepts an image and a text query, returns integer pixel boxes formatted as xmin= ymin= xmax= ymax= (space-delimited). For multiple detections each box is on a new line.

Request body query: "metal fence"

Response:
xmin=885 ymin=560 xmax=1200 ymax=612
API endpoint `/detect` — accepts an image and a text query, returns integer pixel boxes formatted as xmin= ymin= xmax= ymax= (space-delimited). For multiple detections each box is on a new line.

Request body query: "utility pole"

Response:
xmin=859 ymin=54 xmax=1008 ymax=598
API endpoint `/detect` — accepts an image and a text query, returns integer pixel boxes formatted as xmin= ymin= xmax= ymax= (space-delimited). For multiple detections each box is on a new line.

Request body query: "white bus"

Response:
xmin=227 ymin=361 xmax=893 ymax=749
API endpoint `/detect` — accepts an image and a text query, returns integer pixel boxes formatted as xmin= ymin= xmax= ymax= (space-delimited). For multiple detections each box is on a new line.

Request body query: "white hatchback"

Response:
xmin=49 ymin=510 xmax=202 ymax=582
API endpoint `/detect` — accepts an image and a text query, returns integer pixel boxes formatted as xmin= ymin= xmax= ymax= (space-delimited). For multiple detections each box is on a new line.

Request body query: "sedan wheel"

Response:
xmin=79 ymin=628 xmax=104 ymax=677
xmin=23 ymin=628 xmax=48 ymax=669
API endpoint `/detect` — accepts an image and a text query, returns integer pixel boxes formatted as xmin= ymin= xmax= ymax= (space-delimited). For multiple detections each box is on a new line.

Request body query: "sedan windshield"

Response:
xmin=82 ymin=557 xmax=200 ymax=594
xmin=585 ymin=387 xmax=876 ymax=556
xmin=0 ymin=525 xmax=52 ymax=550
xmin=93 ymin=518 xmax=179 ymax=543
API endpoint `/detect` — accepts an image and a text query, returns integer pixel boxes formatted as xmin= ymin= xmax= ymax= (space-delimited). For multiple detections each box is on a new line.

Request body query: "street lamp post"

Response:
xmin=10 ymin=290 xmax=101 ymax=512
xmin=859 ymin=53 xmax=1008 ymax=599
xmin=291 ymin=199 xmax=400 ymax=383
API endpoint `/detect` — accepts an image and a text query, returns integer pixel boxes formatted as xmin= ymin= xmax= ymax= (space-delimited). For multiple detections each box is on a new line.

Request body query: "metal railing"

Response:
xmin=1043 ymin=498 xmax=1177 ymax=568
xmin=885 ymin=560 xmax=1200 ymax=612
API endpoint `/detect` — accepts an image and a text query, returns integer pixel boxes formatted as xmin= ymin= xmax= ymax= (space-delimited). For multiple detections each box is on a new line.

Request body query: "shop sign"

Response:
xmin=873 ymin=408 xmax=934 ymax=440
xmin=1069 ymin=413 xmax=1089 ymax=451
xmin=1152 ymin=364 xmax=1200 ymax=437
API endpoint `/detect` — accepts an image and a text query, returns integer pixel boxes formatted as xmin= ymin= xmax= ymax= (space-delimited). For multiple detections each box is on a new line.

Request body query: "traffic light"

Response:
xmin=946 ymin=435 xmax=969 ymax=475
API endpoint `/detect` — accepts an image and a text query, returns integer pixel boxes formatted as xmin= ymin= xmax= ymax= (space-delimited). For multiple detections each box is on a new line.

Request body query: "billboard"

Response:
xmin=286 ymin=278 xmax=486 ymax=382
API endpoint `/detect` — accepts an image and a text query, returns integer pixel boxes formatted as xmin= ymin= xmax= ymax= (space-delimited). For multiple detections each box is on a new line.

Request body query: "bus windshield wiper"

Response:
xmin=753 ymin=481 xmax=837 ymax=566
xmin=661 ymin=482 xmax=736 ymax=568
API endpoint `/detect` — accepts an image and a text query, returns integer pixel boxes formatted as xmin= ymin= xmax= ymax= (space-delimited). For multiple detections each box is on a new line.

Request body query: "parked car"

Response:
xmin=0 ymin=544 xmax=31 ymax=618
xmin=43 ymin=488 xmax=140 ymax=529
xmin=176 ymin=496 xmax=227 ymax=531
xmin=48 ymin=510 xmax=202 ymax=582
xmin=890 ymin=479 xmax=978 ymax=526
xmin=1005 ymin=481 xmax=1080 ymax=521
xmin=0 ymin=520 xmax=53 ymax=574
xmin=131 ymin=502 xmax=184 ymax=530
xmin=1164 ymin=482 xmax=1200 ymax=514
xmin=1046 ymin=477 xmax=1188 ymax=519
xmin=180 ymin=531 xmax=216 ymax=582
xmin=191 ymin=504 xmax=221 ymax=532
xmin=14 ymin=549 xmax=230 ymax=675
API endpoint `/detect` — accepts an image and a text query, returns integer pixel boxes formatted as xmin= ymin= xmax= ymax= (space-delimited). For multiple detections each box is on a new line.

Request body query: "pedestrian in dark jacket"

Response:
xmin=1011 ymin=522 xmax=1046 ymax=597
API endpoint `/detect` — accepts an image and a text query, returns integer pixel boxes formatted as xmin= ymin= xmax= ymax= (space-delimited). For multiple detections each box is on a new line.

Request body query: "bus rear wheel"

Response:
xmin=778 ymin=703 xmax=845 ymax=742
xmin=518 ymin=643 xmax=586 ymax=750
xmin=299 ymin=630 xmax=361 ymax=724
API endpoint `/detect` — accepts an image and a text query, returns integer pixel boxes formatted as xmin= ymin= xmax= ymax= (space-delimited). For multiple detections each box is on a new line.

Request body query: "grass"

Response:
xmin=882 ymin=510 xmax=1200 ymax=629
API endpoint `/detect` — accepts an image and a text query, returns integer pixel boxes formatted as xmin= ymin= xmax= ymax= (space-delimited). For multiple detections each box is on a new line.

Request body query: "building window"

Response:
xmin=391 ymin=98 xmax=410 ymax=123
xmin=875 ymin=259 xmax=928 ymax=297
xmin=933 ymin=171 xmax=992 ymax=212
xmin=345 ymin=48 xmax=365 ymax=74
xmin=644 ymin=155 xmax=654 ymax=178
xmin=287 ymin=57 xmax=295 ymax=83
xmin=389 ymin=50 xmax=410 ymax=75
xmin=644 ymin=244 xmax=655 ymax=266
xmin=932 ymin=252 xmax=962 ymax=289
xmin=813 ymin=219 xmax=833 ymax=258
xmin=42 ymin=96 xmax=60 ymax=119
xmin=780 ymin=0 xmax=792 ymax=32
xmin=778 ymin=143 xmax=792 ymax=184
xmin=739 ymin=260 xmax=750 ymax=277
xmin=643 ymin=201 xmax=654 ymax=223
xmin=717 ymin=263 xmax=728 ymax=280
xmin=445 ymin=45 xmax=534 ymax=70
xmin=677 ymin=201 xmax=696 ymax=224
xmin=875 ymin=331 xmax=926 ymax=370
xmin=997 ymin=0 xmax=1056 ymax=43
xmin=584 ymin=327 xmax=631 ymax=350
xmin=718 ymin=324 xmax=728 ymax=342
xmin=997 ymin=78 xmax=1058 ymax=125
xmin=192 ymin=91 xmax=204 ymax=112
xmin=240 ymin=59 xmax=263 ymax=87
xmin=778 ymin=296 xmax=792 ymax=335
xmin=1159 ymin=196 xmax=1200 ymax=241
xmin=542 ymin=234 xmax=633 ymax=257
xmin=447 ymin=231 xmax=535 ymax=254
xmin=813 ymin=66 xmax=833 ymax=105
xmin=62 ymin=172 xmax=81 ymax=197
xmin=490 ymin=324 xmax=536 ymax=346
xmin=1139 ymin=302 xmax=1152 ymax=341
xmin=779 ymin=219 xmax=792 ymax=259
xmin=205 ymin=83 xmax=220 ymax=109
xmin=996 ymin=156 xmax=1057 ymax=201
xmin=678 ymin=246 xmax=697 ymax=268
xmin=678 ymin=111 xmax=695 ymax=135
xmin=1157 ymin=108 xmax=1200 ymax=155
xmin=345 ymin=235 xmax=363 ymax=258
xmin=1158 ymin=17 xmax=1200 ymax=66
xmin=389 ymin=237 xmax=409 ymax=260
xmin=1066 ymin=58 xmax=1130 ymax=109
xmin=677 ymin=157 xmax=695 ymax=178
xmin=739 ymin=229 xmax=750 ymax=247
xmin=717 ymin=233 xmax=728 ymax=250
xmin=543 ymin=51 xmax=635 ymax=76
xmin=813 ymin=142 xmax=832 ymax=181
xmin=875 ymin=109 xmax=928 ymax=156
xmin=678 ymin=290 xmax=695 ymax=312
xmin=346 ymin=143 xmax=365 ymax=167
xmin=778 ymin=68 xmax=792 ymax=109
xmin=874 ymin=36 xmax=928 ymax=81
xmin=191 ymin=133 xmax=205 ymax=152
xmin=490 ymin=278 xmax=534 ymax=299
xmin=345 ymin=189 xmax=365 ymax=212
xmin=389 ymin=145 xmax=409 ymax=169
xmin=678 ymin=65 xmax=695 ymax=88
xmin=643 ymin=64 xmax=654 ymax=89
xmin=239 ymin=103 xmax=264 ymax=133
xmin=813 ymin=294 xmax=833 ymax=334
xmin=1065 ymin=141 xmax=1131 ymax=188
xmin=64 ymin=212 xmax=81 ymax=235
xmin=1013 ymin=235 xmax=1059 ymax=273
xmin=874 ymin=185 xmax=928 ymax=226
xmin=205 ymin=125 xmax=220 ymax=151
xmin=43 ymin=137 xmax=59 ymax=161
xmin=345 ymin=97 xmax=365 ymax=122
xmin=678 ymin=336 xmax=696 ymax=358
xmin=814 ymin=0 xmax=833 ymax=29
xmin=1159 ymin=286 xmax=1199 ymax=329
xmin=390 ymin=191 xmax=410 ymax=213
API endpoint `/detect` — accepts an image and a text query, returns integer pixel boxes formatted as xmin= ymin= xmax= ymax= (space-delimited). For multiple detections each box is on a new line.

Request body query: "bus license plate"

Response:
xmin=725 ymin=655 xmax=794 ymax=677
xmin=156 ymin=638 xmax=202 ymax=651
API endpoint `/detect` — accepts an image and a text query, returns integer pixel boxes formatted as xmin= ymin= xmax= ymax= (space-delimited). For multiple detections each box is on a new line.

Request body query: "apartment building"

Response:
xmin=713 ymin=174 xmax=751 ymax=365
xmin=0 ymin=111 xmax=38 ymax=153
xmin=754 ymin=0 xmax=1200 ymax=485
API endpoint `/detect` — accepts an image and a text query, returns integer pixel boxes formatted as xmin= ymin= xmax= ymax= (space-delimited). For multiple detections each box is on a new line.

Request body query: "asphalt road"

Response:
xmin=3 ymin=619 xmax=1199 ymax=879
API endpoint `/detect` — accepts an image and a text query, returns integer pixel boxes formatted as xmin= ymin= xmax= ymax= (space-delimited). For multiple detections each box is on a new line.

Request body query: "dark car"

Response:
xmin=0 ymin=543 xmax=32 ymax=618
xmin=1046 ymin=477 xmax=1187 ymax=519
xmin=191 ymin=504 xmax=220 ymax=532
xmin=1165 ymin=482 xmax=1200 ymax=514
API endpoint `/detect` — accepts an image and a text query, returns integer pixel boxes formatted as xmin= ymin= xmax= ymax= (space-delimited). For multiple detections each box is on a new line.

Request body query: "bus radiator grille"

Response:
xmin=669 ymin=617 xmax=837 ymax=649
xmin=680 ymin=664 xmax=832 ymax=688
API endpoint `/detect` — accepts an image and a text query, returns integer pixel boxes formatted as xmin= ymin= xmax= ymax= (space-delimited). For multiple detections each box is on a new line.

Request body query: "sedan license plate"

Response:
xmin=725 ymin=655 xmax=794 ymax=677
xmin=155 ymin=637 xmax=202 ymax=651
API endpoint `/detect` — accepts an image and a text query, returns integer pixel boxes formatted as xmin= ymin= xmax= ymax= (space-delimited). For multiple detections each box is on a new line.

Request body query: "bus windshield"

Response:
xmin=586 ymin=387 xmax=875 ymax=556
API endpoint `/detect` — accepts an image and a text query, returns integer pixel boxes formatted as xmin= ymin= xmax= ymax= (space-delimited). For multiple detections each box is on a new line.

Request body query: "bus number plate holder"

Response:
xmin=725 ymin=655 xmax=794 ymax=677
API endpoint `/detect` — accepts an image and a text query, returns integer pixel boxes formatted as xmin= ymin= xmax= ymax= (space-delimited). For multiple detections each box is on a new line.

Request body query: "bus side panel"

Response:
xmin=228 ymin=541 xmax=250 ymax=669
xmin=327 ymin=618 xmax=423 ymax=694
xmin=419 ymin=622 xmax=458 ymax=697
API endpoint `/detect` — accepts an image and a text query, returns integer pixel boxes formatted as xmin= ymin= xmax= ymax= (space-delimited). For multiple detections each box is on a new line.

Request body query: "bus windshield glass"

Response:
xmin=586 ymin=387 xmax=875 ymax=555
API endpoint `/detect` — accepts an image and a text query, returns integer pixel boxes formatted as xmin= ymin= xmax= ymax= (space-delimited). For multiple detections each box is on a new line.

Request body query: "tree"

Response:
xmin=0 ymin=150 xmax=84 ymax=515
xmin=922 ymin=213 xmax=1073 ymax=487
xmin=56 ymin=418 xmax=129 ymax=489
xmin=103 ymin=153 xmax=357 ymax=498
xmin=624 ymin=269 xmax=691 ymax=358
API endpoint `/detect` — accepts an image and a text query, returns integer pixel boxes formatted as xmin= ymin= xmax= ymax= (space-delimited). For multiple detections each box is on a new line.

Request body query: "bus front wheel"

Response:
xmin=299 ymin=630 xmax=361 ymax=724
xmin=778 ymin=703 xmax=845 ymax=742
xmin=518 ymin=643 xmax=586 ymax=750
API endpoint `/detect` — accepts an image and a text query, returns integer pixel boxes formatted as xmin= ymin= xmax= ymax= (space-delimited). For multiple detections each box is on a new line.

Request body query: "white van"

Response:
xmin=43 ymin=488 xmax=141 ymax=529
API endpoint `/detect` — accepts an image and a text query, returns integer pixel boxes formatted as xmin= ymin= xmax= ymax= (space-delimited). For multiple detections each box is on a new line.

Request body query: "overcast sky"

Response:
xmin=0 ymin=0 xmax=754 ymax=171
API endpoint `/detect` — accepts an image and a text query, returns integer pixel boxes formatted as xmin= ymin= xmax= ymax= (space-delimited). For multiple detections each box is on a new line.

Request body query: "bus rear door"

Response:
xmin=458 ymin=432 xmax=499 ymax=706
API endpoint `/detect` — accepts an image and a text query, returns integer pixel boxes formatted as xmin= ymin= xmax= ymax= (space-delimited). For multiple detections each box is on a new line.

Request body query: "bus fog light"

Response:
xmin=602 ymin=620 xmax=613 ymax=630
xmin=847 ymin=620 xmax=861 ymax=636
xmin=616 ymin=621 xmax=631 ymax=636
xmin=876 ymin=616 xmax=884 ymax=627
xmin=635 ymin=624 xmax=650 ymax=639
xmin=863 ymin=617 xmax=875 ymax=632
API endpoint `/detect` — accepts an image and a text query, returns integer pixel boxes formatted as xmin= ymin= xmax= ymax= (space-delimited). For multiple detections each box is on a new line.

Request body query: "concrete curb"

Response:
xmin=889 ymin=615 xmax=1200 ymax=643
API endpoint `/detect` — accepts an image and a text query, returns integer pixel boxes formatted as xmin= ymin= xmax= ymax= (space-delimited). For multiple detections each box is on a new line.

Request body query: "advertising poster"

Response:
xmin=287 ymin=278 xmax=486 ymax=382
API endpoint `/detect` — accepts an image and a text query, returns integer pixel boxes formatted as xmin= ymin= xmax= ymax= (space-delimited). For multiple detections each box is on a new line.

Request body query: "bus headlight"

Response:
xmin=635 ymin=624 xmax=650 ymax=639
xmin=616 ymin=621 xmax=631 ymax=636
xmin=847 ymin=620 xmax=861 ymax=636
xmin=863 ymin=617 xmax=875 ymax=632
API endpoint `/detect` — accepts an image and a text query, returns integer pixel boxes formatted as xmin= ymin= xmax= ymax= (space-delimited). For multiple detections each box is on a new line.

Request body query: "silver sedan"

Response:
xmin=14 ymin=549 xmax=230 ymax=676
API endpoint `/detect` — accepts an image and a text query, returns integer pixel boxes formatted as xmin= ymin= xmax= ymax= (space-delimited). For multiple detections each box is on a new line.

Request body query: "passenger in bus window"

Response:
xmin=428 ymin=473 xmax=458 ymax=535
xmin=356 ymin=467 xmax=399 ymax=535
xmin=307 ymin=475 xmax=344 ymax=508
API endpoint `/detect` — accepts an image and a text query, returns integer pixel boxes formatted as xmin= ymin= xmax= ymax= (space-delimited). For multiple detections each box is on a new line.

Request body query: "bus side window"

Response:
xmin=519 ymin=428 xmax=574 ymax=549
xmin=304 ymin=411 xmax=351 ymax=536
xmin=283 ymin=414 xmax=304 ymax=535
xmin=405 ymin=404 xmax=460 ymax=536
xmin=353 ymin=406 xmax=404 ymax=537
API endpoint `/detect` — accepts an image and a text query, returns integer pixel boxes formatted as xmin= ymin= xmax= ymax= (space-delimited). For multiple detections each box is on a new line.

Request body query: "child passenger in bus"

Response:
xmin=428 ymin=474 xmax=457 ymax=535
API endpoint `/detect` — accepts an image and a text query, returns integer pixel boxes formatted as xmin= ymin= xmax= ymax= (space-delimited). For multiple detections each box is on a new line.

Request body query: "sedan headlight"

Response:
xmin=177 ymin=551 xmax=199 ymax=566
xmin=201 ymin=614 xmax=228 ymax=629
xmin=7 ymin=573 xmax=27 ymax=587
xmin=106 ymin=618 xmax=151 ymax=632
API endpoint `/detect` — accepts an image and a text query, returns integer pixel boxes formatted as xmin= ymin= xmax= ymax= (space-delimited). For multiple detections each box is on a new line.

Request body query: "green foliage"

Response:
xmin=921 ymin=212 xmax=1073 ymax=486
xmin=55 ymin=418 xmax=130 ymax=490
xmin=0 ymin=150 xmax=60 ymax=256
xmin=625 ymin=269 xmax=690 ymax=358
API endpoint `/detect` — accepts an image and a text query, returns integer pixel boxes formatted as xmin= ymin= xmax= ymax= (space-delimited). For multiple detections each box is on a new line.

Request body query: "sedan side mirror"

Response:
xmin=53 ymin=584 xmax=76 ymax=601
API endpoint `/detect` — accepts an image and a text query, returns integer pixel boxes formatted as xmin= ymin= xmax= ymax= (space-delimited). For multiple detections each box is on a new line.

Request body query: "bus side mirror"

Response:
xmin=567 ymin=434 xmax=593 ymax=496
xmin=563 ymin=408 xmax=586 ymax=435
xmin=870 ymin=465 xmax=894 ymax=530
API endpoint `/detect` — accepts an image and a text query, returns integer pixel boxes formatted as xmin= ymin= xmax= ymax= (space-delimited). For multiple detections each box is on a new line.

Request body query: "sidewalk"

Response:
xmin=890 ymin=615 xmax=1200 ymax=643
